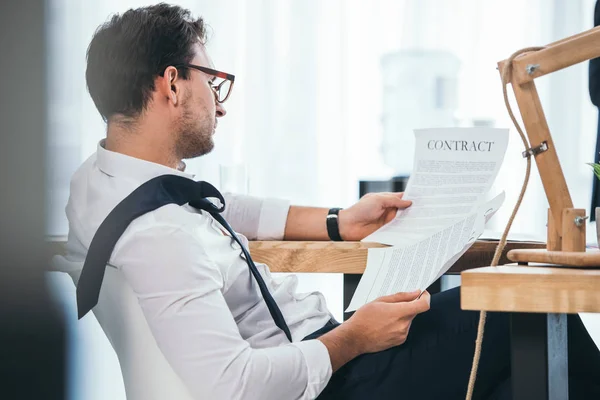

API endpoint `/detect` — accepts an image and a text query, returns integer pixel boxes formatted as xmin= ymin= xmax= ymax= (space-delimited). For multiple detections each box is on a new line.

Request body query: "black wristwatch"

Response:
xmin=326 ymin=208 xmax=344 ymax=241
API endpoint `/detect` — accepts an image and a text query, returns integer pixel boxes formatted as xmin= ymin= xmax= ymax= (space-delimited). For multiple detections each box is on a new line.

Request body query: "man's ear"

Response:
xmin=161 ymin=66 xmax=180 ymax=105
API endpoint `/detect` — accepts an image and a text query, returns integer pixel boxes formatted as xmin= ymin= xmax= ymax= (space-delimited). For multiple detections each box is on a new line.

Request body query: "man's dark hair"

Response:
xmin=86 ymin=3 xmax=207 ymax=122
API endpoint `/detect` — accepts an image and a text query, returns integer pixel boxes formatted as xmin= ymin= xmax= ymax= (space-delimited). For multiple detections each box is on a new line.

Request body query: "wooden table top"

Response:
xmin=249 ymin=240 xmax=544 ymax=274
xmin=461 ymin=265 xmax=600 ymax=314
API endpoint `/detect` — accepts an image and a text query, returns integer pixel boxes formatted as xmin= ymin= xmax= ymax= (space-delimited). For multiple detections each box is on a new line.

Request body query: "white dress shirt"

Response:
xmin=64 ymin=141 xmax=333 ymax=400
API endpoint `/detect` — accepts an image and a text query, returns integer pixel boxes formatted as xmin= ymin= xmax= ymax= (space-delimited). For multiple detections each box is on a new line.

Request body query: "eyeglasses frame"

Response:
xmin=173 ymin=64 xmax=235 ymax=103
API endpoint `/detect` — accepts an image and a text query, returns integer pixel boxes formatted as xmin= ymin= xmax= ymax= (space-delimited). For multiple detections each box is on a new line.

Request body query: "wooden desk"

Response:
xmin=461 ymin=264 xmax=600 ymax=400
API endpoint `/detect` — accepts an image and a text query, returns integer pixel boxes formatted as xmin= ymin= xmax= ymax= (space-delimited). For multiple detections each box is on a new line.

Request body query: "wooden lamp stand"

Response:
xmin=499 ymin=26 xmax=600 ymax=267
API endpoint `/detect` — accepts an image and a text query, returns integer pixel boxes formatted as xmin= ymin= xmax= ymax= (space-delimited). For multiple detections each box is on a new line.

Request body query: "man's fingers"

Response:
xmin=379 ymin=193 xmax=412 ymax=210
xmin=418 ymin=290 xmax=430 ymax=306
xmin=403 ymin=291 xmax=431 ymax=315
xmin=376 ymin=192 xmax=404 ymax=198
xmin=377 ymin=290 xmax=421 ymax=303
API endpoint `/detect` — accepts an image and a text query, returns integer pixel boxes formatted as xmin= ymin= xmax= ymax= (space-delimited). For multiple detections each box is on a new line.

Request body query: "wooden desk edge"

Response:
xmin=461 ymin=265 xmax=600 ymax=314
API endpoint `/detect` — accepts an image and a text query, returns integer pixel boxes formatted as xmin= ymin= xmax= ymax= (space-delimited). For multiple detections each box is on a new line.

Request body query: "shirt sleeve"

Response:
xmin=222 ymin=193 xmax=290 ymax=240
xmin=114 ymin=224 xmax=331 ymax=400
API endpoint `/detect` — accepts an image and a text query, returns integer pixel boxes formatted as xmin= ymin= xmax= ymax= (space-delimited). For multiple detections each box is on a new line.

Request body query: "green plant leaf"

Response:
xmin=587 ymin=163 xmax=600 ymax=180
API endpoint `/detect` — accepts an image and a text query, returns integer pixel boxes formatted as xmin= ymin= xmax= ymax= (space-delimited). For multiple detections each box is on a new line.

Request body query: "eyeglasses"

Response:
xmin=175 ymin=64 xmax=235 ymax=103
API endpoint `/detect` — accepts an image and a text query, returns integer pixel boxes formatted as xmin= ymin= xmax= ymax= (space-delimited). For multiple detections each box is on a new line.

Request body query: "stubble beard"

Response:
xmin=174 ymin=98 xmax=215 ymax=160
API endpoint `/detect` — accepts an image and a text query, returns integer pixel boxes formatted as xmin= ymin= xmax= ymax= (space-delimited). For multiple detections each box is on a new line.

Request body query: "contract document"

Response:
xmin=347 ymin=128 xmax=508 ymax=312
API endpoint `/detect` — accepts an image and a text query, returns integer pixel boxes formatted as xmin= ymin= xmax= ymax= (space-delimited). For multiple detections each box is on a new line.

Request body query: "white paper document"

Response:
xmin=363 ymin=128 xmax=508 ymax=247
xmin=347 ymin=128 xmax=508 ymax=312
xmin=347 ymin=194 xmax=503 ymax=311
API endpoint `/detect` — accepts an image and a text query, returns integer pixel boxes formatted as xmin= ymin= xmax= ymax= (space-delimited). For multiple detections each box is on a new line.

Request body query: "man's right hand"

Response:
xmin=347 ymin=290 xmax=431 ymax=354
xmin=317 ymin=290 xmax=431 ymax=372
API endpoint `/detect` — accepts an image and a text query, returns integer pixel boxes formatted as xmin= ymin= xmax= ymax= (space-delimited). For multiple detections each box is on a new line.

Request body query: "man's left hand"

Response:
xmin=338 ymin=192 xmax=412 ymax=241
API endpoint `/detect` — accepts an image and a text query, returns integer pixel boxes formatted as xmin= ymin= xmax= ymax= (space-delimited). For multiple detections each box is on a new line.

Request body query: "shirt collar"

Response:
xmin=96 ymin=139 xmax=195 ymax=182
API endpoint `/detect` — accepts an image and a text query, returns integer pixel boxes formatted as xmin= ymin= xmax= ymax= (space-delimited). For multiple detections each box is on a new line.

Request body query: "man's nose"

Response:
xmin=216 ymin=102 xmax=227 ymax=117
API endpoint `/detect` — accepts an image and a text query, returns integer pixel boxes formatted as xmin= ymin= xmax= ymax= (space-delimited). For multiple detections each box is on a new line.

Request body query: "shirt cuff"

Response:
xmin=257 ymin=197 xmax=290 ymax=240
xmin=290 ymin=339 xmax=332 ymax=399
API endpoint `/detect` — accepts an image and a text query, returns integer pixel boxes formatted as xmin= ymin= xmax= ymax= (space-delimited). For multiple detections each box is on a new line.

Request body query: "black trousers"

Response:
xmin=303 ymin=287 xmax=600 ymax=400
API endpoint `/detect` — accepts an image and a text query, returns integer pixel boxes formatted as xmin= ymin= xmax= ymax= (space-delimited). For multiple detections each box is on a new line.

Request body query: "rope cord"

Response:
xmin=465 ymin=46 xmax=544 ymax=400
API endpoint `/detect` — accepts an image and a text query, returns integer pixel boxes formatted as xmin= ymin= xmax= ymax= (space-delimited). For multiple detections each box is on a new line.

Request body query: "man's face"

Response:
xmin=174 ymin=44 xmax=227 ymax=160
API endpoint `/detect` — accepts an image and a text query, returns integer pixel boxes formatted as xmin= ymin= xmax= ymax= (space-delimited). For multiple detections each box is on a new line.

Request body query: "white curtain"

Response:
xmin=48 ymin=0 xmax=599 ymax=236
xmin=46 ymin=1 xmax=598 ymax=399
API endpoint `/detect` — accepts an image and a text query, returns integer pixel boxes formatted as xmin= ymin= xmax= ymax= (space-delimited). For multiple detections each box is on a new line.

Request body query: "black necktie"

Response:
xmin=76 ymin=174 xmax=293 ymax=342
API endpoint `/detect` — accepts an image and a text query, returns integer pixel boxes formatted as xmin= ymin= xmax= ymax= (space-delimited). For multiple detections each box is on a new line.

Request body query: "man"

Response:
xmin=67 ymin=4 xmax=600 ymax=399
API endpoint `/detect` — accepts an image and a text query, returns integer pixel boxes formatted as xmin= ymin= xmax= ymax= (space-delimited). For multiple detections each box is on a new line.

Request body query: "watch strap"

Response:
xmin=326 ymin=207 xmax=343 ymax=241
